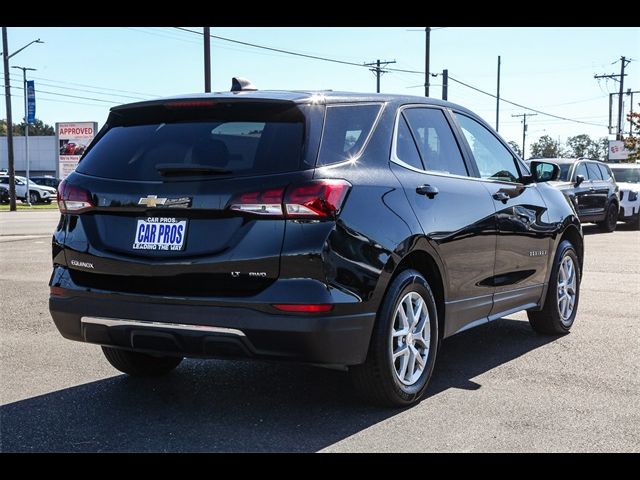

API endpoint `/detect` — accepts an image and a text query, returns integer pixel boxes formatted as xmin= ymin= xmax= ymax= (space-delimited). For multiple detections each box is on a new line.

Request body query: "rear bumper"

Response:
xmin=620 ymin=203 xmax=639 ymax=221
xmin=49 ymin=292 xmax=376 ymax=366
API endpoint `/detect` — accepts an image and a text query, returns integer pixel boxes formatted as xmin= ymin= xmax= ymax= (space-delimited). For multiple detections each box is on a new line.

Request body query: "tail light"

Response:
xmin=228 ymin=187 xmax=285 ymax=216
xmin=57 ymin=179 xmax=94 ymax=213
xmin=284 ymin=180 xmax=351 ymax=218
xmin=227 ymin=179 xmax=351 ymax=219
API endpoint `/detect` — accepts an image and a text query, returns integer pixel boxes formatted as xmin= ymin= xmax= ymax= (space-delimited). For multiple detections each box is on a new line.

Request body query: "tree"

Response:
xmin=591 ymin=137 xmax=609 ymax=161
xmin=0 ymin=118 xmax=55 ymax=136
xmin=565 ymin=134 xmax=594 ymax=158
xmin=623 ymin=105 xmax=640 ymax=162
xmin=507 ymin=140 xmax=522 ymax=158
xmin=530 ymin=135 xmax=563 ymax=158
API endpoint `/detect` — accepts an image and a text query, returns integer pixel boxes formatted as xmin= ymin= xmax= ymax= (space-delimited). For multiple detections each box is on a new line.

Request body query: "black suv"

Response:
xmin=542 ymin=158 xmax=620 ymax=232
xmin=50 ymin=86 xmax=584 ymax=406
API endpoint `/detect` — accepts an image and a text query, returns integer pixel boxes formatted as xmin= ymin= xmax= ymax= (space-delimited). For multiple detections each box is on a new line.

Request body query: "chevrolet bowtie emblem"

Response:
xmin=138 ymin=195 xmax=167 ymax=207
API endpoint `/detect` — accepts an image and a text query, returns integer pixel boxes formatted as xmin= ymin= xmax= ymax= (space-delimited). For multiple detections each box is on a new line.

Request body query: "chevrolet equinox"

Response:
xmin=49 ymin=82 xmax=584 ymax=406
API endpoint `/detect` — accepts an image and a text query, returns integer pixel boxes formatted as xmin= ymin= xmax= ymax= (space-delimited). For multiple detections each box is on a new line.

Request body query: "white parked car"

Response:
xmin=609 ymin=163 xmax=640 ymax=229
xmin=0 ymin=175 xmax=57 ymax=204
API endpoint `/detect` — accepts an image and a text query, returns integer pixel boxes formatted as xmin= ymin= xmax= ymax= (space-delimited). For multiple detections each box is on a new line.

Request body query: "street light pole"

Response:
xmin=13 ymin=66 xmax=36 ymax=205
xmin=0 ymin=31 xmax=43 ymax=211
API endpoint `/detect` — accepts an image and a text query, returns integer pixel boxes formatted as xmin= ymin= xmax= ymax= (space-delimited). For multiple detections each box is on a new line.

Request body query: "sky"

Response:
xmin=2 ymin=27 xmax=639 ymax=155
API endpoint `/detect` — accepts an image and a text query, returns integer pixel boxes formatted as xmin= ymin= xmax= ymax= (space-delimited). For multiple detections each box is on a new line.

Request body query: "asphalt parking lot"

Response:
xmin=1 ymin=211 xmax=638 ymax=452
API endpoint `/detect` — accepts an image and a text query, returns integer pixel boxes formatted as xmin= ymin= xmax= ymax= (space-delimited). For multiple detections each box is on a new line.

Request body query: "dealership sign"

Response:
xmin=608 ymin=140 xmax=631 ymax=161
xmin=56 ymin=122 xmax=98 ymax=178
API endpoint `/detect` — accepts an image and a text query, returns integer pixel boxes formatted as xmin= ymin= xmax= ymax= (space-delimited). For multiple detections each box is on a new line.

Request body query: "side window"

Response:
xmin=587 ymin=162 xmax=603 ymax=181
xmin=317 ymin=104 xmax=382 ymax=165
xmin=455 ymin=113 xmax=521 ymax=183
xmin=402 ymin=108 xmax=468 ymax=176
xmin=597 ymin=163 xmax=612 ymax=181
xmin=395 ymin=116 xmax=424 ymax=170
xmin=574 ymin=162 xmax=588 ymax=181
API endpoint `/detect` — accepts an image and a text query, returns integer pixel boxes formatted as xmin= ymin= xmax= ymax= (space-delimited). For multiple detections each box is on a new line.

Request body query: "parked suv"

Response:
xmin=539 ymin=158 xmax=620 ymax=232
xmin=30 ymin=175 xmax=62 ymax=190
xmin=0 ymin=175 xmax=57 ymax=204
xmin=609 ymin=163 xmax=640 ymax=229
xmin=49 ymin=86 xmax=584 ymax=406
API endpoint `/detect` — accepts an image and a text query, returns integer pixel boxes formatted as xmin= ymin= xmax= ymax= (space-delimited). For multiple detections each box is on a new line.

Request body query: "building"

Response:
xmin=0 ymin=136 xmax=57 ymax=176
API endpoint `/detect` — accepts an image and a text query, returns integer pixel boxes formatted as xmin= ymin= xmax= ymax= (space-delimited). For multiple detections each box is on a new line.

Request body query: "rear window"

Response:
xmin=611 ymin=167 xmax=640 ymax=183
xmin=317 ymin=104 xmax=382 ymax=165
xmin=76 ymin=103 xmax=311 ymax=181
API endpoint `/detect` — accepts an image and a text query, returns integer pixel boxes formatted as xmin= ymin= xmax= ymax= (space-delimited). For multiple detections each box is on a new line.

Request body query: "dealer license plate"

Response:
xmin=132 ymin=217 xmax=187 ymax=251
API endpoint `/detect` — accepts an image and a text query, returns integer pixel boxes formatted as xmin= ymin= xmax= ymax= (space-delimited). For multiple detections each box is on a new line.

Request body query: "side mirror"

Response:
xmin=574 ymin=175 xmax=585 ymax=187
xmin=530 ymin=161 xmax=560 ymax=183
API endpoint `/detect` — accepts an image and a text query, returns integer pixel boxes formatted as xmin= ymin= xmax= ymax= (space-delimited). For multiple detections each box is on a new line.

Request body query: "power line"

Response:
xmin=174 ymin=27 xmax=608 ymax=128
xmin=2 ymin=91 xmax=110 ymax=108
xmin=173 ymin=26 xmax=425 ymax=75
xmin=446 ymin=75 xmax=608 ymax=128
xmin=8 ymin=83 xmax=118 ymax=104
xmin=6 ymin=72 xmax=157 ymax=97
xmin=5 ymin=74 xmax=149 ymax=101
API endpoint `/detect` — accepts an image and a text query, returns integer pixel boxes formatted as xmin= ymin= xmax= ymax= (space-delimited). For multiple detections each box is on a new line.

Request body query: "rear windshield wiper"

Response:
xmin=156 ymin=163 xmax=233 ymax=176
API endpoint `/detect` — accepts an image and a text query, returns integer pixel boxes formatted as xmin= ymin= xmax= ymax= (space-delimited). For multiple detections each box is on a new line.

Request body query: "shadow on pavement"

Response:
xmin=1 ymin=317 xmax=556 ymax=452
xmin=582 ymin=222 xmax=637 ymax=235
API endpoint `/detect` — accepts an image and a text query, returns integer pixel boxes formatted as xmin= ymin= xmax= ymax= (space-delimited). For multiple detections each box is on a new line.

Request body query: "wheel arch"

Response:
xmin=558 ymin=224 xmax=584 ymax=272
xmin=389 ymin=248 xmax=446 ymax=338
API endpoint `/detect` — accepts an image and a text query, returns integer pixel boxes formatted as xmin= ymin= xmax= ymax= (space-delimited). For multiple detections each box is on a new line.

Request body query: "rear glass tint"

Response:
xmin=317 ymin=104 xmax=382 ymax=165
xmin=76 ymin=103 xmax=309 ymax=181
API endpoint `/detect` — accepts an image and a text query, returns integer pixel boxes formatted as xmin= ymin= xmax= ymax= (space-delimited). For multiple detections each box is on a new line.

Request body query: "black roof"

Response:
xmin=110 ymin=89 xmax=476 ymax=117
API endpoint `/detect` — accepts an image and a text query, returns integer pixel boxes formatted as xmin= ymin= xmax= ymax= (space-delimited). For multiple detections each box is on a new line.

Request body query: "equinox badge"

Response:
xmin=138 ymin=195 xmax=191 ymax=208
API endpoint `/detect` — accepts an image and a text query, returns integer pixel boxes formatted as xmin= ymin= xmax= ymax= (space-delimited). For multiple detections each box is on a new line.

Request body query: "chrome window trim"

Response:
xmin=390 ymin=104 xmax=526 ymax=186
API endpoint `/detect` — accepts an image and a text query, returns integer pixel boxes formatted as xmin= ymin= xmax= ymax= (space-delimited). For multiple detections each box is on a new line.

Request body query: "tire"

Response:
xmin=29 ymin=191 xmax=40 ymax=204
xmin=350 ymin=269 xmax=439 ymax=407
xmin=101 ymin=346 xmax=183 ymax=376
xmin=528 ymin=240 xmax=581 ymax=335
xmin=597 ymin=202 xmax=618 ymax=232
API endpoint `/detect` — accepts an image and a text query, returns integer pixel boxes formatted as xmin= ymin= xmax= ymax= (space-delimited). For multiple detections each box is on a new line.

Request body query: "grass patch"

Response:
xmin=0 ymin=203 xmax=59 ymax=211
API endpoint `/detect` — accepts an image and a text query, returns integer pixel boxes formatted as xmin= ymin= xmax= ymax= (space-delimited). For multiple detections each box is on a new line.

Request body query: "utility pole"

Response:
xmin=441 ymin=69 xmax=448 ymax=101
xmin=606 ymin=90 xmax=639 ymax=136
xmin=12 ymin=66 xmax=36 ymax=205
xmin=203 ymin=27 xmax=211 ymax=93
xmin=425 ymin=27 xmax=431 ymax=97
xmin=1 ymin=31 xmax=43 ymax=211
xmin=595 ymin=56 xmax=631 ymax=140
xmin=364 ymin=59 xmax=396 ymax=93
xmin=2 ymin=28 xmax=16 ymax=211
xmin=496 ymin=56 xmax=501 ymax=132
xmin=512 ymin=113 xmax=537 ymax=160
xmin=628 ymin=89 xmax=636 ymax=137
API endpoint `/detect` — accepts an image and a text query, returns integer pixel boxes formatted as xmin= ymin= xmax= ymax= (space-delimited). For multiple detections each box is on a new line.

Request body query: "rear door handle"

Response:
xmin=492 ymin=192 xmax=509 ymax=203
xmin=416 ymin=184 xmax=439 ymax=199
